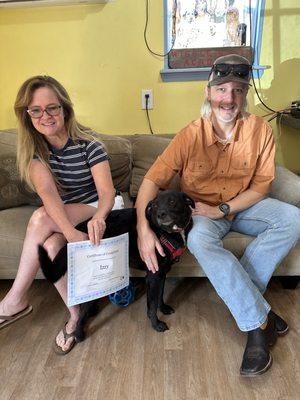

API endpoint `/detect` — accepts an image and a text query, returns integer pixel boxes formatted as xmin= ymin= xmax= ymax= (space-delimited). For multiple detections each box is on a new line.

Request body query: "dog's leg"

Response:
xmin=158 ymin=268 xmax=175 ymax=315
xmin=74 ymin=300 xmax=99 ymax=342
xmin=146 ymin=271 xmax=169 ymax=332
xmin=38 ymin=245 xmax=67 ymax=283
xmin=74 ymin=309 xmax=87 ymax=342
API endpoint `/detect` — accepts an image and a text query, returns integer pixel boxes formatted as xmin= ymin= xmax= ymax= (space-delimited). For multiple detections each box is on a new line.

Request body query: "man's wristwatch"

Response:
xmin=219 ymin=202 xmax=230 ymax=217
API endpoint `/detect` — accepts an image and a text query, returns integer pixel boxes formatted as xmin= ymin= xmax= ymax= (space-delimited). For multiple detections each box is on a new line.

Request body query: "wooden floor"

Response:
xmin=0 ymin=278 xmax=299 ymax=400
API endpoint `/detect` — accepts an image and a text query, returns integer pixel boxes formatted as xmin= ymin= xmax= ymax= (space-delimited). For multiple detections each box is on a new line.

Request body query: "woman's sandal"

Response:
xmin=0 ymin=305 xmax=33 ymax=330
xmin=53 ymin=323 xmax=77 ymax=355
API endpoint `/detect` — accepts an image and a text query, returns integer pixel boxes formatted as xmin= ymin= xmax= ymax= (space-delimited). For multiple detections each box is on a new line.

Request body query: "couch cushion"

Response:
xmin=130 ymin=135 xmax=180 ymax=197
xmin=130 ymin=231 xmax=300 ymax=277
xmin=95 ymin=133 xmax=132 ymax=193
xmin=0 ymin=130 xmax=42 ymax=210
xmin=270 ymin=165 xmax=300 ymax=207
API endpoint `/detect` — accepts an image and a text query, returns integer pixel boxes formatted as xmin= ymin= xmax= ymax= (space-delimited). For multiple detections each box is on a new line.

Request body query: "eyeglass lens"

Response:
xmin=27 ymin=105 xmax=62 ymax=118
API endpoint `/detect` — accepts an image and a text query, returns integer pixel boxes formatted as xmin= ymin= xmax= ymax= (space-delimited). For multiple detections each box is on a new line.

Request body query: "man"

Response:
xmin=135 ymin=54 xmax=300 ymax=376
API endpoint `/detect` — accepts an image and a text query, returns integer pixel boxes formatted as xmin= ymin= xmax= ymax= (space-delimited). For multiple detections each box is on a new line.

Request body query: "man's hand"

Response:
xmin=137 ymin=227 xmax=165 ymax=273
xmin=88 ymin=216 xmax=106 ymax=245
xmin=192 ymin=202 xmax=224 ymax=219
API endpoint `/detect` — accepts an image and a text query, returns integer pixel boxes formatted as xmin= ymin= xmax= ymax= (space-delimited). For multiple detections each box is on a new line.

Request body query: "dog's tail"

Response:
xmin=38 ymin=245 xmax=67 ymax=283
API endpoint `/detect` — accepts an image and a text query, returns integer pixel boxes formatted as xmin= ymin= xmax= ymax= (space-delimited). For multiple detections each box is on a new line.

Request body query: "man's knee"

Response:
xmin=278 ymin=202 xmax=300 ymax=241
xmin=187 ymin=218 xmax=222 ymax=252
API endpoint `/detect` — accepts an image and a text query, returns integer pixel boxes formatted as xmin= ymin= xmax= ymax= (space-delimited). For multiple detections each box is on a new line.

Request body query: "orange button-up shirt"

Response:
xmin=145 ymin=114 xmax=275 ymax=206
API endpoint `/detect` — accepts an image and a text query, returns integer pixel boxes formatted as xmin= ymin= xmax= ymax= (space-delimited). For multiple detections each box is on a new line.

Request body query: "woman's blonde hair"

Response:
xmin=14 ymin=75 xmax=95 ymax=190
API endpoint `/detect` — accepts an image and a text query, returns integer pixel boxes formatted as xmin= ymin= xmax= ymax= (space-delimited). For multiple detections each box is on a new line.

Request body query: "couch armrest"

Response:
xmin=270 ymin=165 xmax=300 ymax=208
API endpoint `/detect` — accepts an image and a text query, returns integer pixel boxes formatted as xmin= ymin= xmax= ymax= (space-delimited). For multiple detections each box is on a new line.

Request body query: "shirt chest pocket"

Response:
xmin=187 ymin=160 xmax=213 ymax=175
xmin=184 ymin=161 xmax=213 ymax=188
xmin=231 ymin=155 xmax=255 ymax=172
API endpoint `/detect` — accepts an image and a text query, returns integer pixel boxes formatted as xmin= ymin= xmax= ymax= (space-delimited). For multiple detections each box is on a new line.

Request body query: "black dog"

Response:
xmin=38 ymin=190 xmax=194 ymax=339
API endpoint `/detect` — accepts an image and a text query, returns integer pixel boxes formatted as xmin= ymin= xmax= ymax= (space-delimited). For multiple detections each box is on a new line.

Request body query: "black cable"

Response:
xmin=268 ymin=111 xmax=290 ymax=122
xmin=251 ymin=70 xmax=277 ymax=113
xmin=248 ymin=0 xmax=277 ymax=113
xmin=144 ymin=0 xmax=177 ymax=57
xmin=145 ymin=95 xmax=154 ymax=134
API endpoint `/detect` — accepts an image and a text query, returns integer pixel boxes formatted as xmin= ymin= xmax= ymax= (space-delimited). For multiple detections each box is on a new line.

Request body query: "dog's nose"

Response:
xmin=157 ymin=210 xmax=167 ymax=220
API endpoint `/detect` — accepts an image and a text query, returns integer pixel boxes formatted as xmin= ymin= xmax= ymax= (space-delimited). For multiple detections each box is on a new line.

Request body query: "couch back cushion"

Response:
xmin=0 ymin=130 xmax=42 ymax=210
xmin=129 ymin=135 xmax=179 ymax=198
xmin=0 ymin=130 xmax=132 ymax=210
xmin=96 ymin=133 xmax=132 ymax=193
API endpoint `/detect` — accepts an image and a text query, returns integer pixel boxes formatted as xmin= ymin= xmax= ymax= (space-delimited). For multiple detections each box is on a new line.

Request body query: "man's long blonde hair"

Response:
xmin=14 ymin=75 xmax=95 ymax=191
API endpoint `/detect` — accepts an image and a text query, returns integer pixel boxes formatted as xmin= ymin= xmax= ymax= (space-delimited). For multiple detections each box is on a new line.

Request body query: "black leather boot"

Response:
xmin=240 ymin=313 xmax=277 ymax=376
xmin=269 ymin=310 xmax=289 ymax=335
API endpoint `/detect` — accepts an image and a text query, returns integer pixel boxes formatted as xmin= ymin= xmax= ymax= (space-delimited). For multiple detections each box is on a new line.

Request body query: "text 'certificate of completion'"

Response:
xmin=67 ymin=233 xmax=129 ymax=307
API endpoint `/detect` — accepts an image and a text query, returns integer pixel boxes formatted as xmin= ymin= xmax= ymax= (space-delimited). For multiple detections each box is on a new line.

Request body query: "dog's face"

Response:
xmin=146 ymin=190 xmax=195 ymax=233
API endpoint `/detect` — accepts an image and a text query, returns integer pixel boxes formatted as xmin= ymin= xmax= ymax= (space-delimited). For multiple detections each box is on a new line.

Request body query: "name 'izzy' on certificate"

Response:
xmin=67 ymin=233 xmax=129 ymax=306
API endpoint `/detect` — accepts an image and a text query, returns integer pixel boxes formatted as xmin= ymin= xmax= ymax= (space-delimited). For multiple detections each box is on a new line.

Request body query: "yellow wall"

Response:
xmin=0 ymin=0 xmax=299 ymax=171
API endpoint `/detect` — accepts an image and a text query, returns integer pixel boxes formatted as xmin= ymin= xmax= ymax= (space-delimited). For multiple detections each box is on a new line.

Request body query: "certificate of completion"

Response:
xmin=67 ymin=233 xmax=129 ymax=306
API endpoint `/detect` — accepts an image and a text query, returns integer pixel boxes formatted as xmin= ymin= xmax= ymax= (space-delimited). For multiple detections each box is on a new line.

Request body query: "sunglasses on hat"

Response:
xmin=211 ymin=63 xmax=252 ymax=79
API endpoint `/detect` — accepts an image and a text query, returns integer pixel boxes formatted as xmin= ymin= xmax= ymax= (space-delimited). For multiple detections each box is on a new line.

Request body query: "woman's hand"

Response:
xmin=192 ymin=202 xmax=224 ymax=219
xmin=87 ymin=216 xmax=106 ymax=245
xmin=137 ymin=227 xmax=165 ymax=274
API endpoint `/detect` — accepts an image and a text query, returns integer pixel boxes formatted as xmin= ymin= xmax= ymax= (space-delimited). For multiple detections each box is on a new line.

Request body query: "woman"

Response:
xmin=0 ymin=76 xmax=117 ymax=354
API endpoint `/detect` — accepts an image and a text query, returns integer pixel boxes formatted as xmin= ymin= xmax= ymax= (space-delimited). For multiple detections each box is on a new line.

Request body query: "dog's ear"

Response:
xmin=182 ymin=193 xmax=195 ymax=209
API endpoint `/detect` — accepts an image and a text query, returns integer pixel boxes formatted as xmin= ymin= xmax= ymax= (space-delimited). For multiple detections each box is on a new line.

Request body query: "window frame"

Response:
xmin=161 ymin=0 xmax=268 ymax=82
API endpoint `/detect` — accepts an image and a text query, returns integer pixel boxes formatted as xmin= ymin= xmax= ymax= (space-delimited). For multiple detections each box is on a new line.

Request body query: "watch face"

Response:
xmin=219 ymin=203 xmax=230 ymax=215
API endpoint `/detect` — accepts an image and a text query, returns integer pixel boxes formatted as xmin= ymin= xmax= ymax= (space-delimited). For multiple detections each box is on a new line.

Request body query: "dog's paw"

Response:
xmin=159 ymin=303 xmax=175 ymax=315
xmin=153 ymin=320 xmax=169 ymax=332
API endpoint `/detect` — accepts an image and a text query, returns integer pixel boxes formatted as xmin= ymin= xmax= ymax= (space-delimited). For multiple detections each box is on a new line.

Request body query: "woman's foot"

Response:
xmin=54 ymin=318 xmax=79 ymax=355
xmin=0 ymin=297 xmax=30 ymax=326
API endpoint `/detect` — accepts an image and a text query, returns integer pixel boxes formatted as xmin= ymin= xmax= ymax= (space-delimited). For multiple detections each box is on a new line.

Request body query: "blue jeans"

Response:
xmin=187 ymin=198 xmax=300 ymax=331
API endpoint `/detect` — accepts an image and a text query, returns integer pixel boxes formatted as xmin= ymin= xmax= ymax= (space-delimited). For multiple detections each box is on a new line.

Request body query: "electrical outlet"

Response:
xmin=141 ymin=89 xmax=153 ymax=110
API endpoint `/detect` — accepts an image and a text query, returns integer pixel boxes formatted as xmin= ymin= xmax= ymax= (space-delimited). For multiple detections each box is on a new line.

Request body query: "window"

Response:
xmin=162 ymin=0 xmax=267 ymax=81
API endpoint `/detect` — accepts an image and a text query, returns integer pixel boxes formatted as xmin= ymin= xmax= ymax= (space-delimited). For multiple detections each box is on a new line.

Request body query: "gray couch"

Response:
xmin=0 ymin=129 xmax=299 ymax=285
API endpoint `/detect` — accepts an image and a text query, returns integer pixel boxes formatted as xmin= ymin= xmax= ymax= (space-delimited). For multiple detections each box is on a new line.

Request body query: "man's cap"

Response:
xmin=208 ymin=54 xmax=252 ymax=87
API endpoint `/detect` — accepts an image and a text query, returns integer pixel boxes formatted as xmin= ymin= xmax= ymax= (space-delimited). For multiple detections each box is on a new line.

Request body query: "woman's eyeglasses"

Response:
xmin=211 ymin=63 xmax=252 ymax=79
xmin=27 ymin=104 xmax=62 ymax=118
